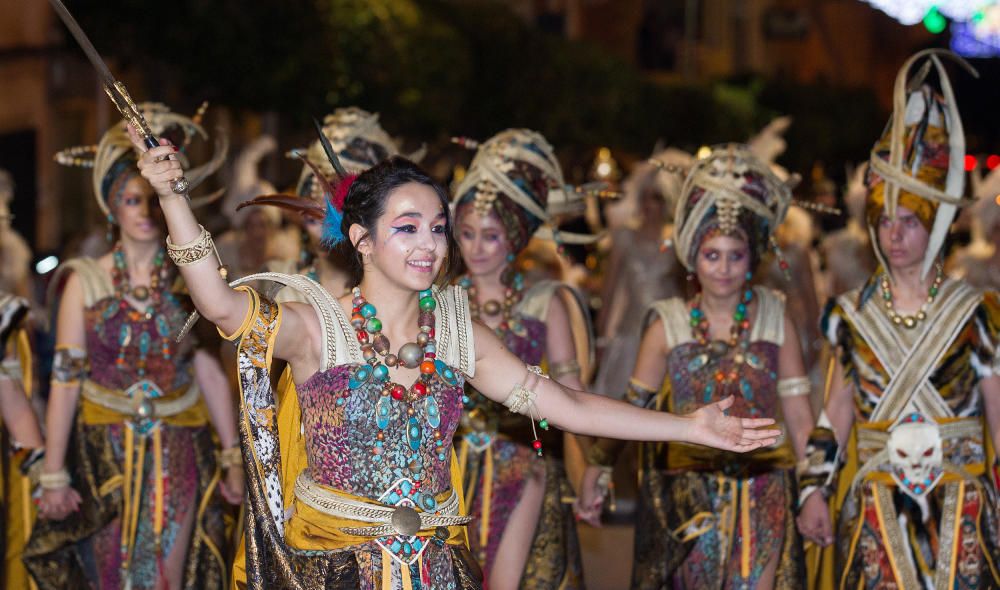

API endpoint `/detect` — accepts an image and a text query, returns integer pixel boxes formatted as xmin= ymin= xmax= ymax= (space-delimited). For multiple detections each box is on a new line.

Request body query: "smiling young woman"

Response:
xmin=132 ymin=115 xmax=780 ymax=588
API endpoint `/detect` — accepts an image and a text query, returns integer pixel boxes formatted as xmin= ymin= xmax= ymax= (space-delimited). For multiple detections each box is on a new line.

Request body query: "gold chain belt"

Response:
xmin=293 ymin=473 xmax=471 ymax=537
xmin=81 ymin=378 xmax=200 ymax=420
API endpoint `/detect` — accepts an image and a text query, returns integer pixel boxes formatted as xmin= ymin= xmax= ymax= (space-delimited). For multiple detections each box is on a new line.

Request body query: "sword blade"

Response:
xmin=46 ymin=0 xmax=117 ymax=88
xmin=46 ymin=0 xmax=159 ymax=148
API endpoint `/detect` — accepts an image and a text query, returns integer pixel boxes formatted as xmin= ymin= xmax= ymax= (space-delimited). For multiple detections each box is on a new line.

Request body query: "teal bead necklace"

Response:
xmin=688 ymin=273 xmax=756 ymax=405
xmin=109 ymin=242 xmax=173 ymax=377
xmin=349 ymin=287 xmax=455 ymax=470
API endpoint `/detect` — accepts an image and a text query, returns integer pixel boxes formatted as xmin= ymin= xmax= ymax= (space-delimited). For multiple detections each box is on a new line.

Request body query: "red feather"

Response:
xmin=332 ymin=174 xmax=358 ymax=211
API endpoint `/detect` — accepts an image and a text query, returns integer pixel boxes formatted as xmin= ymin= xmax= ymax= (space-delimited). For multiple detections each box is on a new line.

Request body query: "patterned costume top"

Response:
xmin=640 ymin=286 xmax=796 ymax=471
xmin=459 ymin=280 xmax=590 ymax=457
xmin=228 ymin=275 xmax=482 ymax=590
xmin=823 ymin=283 xmax=1000 ymax=421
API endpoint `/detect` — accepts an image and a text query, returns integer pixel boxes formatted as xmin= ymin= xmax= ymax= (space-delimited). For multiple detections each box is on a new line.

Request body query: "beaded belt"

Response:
xmin=81 ymin=379 xmax=200 ymax=423
xmin=293 ymin=473 xmax=471 ymax=537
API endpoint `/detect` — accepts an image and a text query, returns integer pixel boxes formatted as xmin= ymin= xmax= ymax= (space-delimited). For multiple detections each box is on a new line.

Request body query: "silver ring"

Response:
xmin=169 ymin=177 xmax=190 ymax=195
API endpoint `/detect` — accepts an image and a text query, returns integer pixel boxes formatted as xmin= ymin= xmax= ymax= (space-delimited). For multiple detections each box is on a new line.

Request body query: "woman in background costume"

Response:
xmin=0 ymin=293 xmax=44 ymax=589
xmin=796 ymin=50 xmax=1000 ymax=590
xmin=593 ymin=149 xmax=689 ymax=403
xmin=132 ymin=113 xmax=781 ymax=589
xmin=581 ymin=144 xmax=816 ymax=589
xmin=452 ymin=129 xmax=596 ymax=589
xmin=26 ymin=104 xmax=242 ymax=590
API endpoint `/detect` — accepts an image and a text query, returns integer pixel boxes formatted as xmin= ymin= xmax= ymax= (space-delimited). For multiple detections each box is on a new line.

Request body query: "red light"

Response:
xmin=987 ymin=155 xmax=1000 ymax=170
xmin=964 ymin=155 xmax=977 ymax=171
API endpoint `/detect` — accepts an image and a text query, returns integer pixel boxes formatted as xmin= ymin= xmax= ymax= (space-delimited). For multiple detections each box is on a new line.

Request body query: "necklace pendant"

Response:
xmin=902 ymin=316 xmax=917 ymax=329
xmin=482 ymin=300 xmax=502 ymax=317
xmin=132 ymin=285 xmax=150 ymax=302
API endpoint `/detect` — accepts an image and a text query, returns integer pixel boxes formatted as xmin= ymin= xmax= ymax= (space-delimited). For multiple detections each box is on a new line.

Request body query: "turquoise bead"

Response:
xmin=418 ymin=289 xmax=433 ymax=299
xmin=360 ymin=303 xmax=377 ymax=318
xmin=372 ymin=364 xmax=389 ymax=382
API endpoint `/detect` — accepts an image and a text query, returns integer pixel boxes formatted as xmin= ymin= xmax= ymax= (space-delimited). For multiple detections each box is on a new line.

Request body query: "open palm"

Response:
xmin=687 ymin=396 xmax=780 ymax=452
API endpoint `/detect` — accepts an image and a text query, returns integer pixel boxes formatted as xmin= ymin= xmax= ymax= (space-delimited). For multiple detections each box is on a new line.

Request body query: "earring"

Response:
xmin=745 ymin=271 xmax=752 ymax=282
xmin=105 ymin=213 xmax=115 ymax=243
xmin=506 ymin=253 xmax=515 ymax=263
xmin=686 ymin=272 xmax=695 ymax=282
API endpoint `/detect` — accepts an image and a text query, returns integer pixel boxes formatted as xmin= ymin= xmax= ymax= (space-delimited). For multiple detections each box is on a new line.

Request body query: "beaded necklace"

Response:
xmin=687 ymin=282 xmax=761 ymax=406
xmin=458 ymin=271 xmax=525 ymax=337
xmin=348 ymin=288 xmax=457 ymax=474
xmin=107 ymin=243 xmax=173 ymax=378
xmin=880 ymin=263 xmax=943 ymax=329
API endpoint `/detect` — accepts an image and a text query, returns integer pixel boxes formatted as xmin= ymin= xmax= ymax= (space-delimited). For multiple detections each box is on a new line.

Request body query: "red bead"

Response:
xmin=357 ymin=331 xmax=369 ymax=343
xmin=427 ymin=329 xmax=435 ymax=339
xmin=352 ymin=306 xmax=361 ymax=314
xmin=412 ymin=382 xmax=428 ymax=397
xmin=741 ymin=320 xmax=750 ymax=330
xmin=714 ymin=372 xmax=724 ymax=382
xmin=532 ymin=440 xmax=542 ymax=450
xmin=420 ymin=361 xmax=436 ymax=375
xmin=390 ymin=385 xmax=405 ymax=400
xmin=425 ymin=352 xmax=436 ymax=359
xmin=779 ymin=260 xmax=789 ymax=270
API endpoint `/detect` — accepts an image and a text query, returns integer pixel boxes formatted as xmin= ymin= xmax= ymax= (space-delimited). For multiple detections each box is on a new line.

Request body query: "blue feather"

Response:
xmin=321 ymin=198 xmax=345 ymax=248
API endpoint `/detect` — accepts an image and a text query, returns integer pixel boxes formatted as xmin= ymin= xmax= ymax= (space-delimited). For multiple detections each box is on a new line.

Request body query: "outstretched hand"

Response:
xmin=127 ymin=124 xmax=184 ymax=199
xmin=686 ymin=396 xmax=781 ymax=452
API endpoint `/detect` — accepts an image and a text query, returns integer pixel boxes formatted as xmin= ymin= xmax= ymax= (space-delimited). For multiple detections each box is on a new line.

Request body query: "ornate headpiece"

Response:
xmin=290 ymin=107 xmax=424 ymax=200
xmin=864 ymin=49 xmax=979 ymax=279
xmin=671 ymin=144 xmax=794 ymax=272
xmin=54 ymin=102 xmax=228 ymax=220
xmin=238 ymin=118 xmax=356 ymax=248
xmin=452 ymin=129 xmax=600 ymax=254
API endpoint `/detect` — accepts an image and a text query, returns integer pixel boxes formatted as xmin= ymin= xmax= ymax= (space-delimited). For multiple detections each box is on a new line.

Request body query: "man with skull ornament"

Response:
xmin=795 ymin=50 xmax=1000 ymax=590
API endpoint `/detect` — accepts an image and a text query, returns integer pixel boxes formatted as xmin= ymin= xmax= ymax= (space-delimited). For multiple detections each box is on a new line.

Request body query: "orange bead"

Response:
xmin=420 ymin=361 xmax=436 ymax=375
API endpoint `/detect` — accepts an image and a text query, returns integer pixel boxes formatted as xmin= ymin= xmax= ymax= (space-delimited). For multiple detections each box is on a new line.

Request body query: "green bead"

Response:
xmin=734 ymin=311 xmax=745 ymax=322
xmin=690 ymin=318 xmax=700 ymax=328
xmin=539 ymin=418 xmax=549 ymax=430
xmin=929 ymin=287 xmax=938 ymax=297
xmin=366 ymin=317 xmax=383 ymax=333
xmin=419 ymin=297 xmax=437 ymax=312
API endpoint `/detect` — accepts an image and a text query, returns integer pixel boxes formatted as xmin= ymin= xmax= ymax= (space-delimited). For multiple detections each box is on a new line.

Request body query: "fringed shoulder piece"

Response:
xmin=644 ymin=297 xmax=692 ymax=351
xmin=433 ymin=284 xmax=476 ymax=378
xmin=749 ymin=286 xmax=785 ymax=346
xmin=517 ymin=279 xmax=596 ymax=382
xmin=47 ymin=257 xmax=112 ymax=308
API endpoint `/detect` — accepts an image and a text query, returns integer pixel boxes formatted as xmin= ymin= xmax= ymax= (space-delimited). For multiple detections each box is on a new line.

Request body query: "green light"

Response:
xmin=972 ymin=11 xmax=985 ymax=24
xmin=923 ymin=7 xmax=947 ymax=34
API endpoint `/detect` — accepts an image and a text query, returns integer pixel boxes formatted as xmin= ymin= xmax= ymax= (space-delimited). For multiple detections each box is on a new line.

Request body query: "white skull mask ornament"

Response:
xmin=886 ymin=413 xmax=944 ymax=505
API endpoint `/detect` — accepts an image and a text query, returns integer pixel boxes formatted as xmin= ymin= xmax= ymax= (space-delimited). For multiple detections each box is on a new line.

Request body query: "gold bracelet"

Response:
xmin=777 ymin=376 xmax=811 ymax=398
xmin=166 ymin=225 xmax=229 ymax=279
xmin=219 ymin=446 xmax=242 ymax=470
xmin=549 ymin=359 xmax=581 ymax=380
xmin=166 ymin=225 xmax=215 ymax=266
xmin=39 ymin=468 xmax=71 ymax=490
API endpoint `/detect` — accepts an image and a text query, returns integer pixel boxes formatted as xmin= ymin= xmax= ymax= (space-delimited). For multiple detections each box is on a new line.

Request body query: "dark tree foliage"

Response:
xmin=61 ymin=0 xmax=886 ymax=168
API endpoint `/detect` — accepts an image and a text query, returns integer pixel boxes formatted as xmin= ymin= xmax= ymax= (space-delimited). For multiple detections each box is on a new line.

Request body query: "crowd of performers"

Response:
xmin=0 ymin=47 xmax=996 ymax=590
